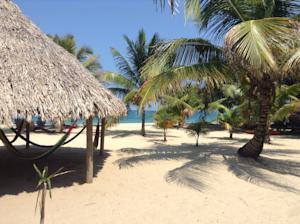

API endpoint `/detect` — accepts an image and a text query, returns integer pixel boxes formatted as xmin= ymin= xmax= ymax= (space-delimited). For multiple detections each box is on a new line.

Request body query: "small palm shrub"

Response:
xmin=218 ymin=109 xmax=243 ymax=139
xmin=33 ymin=164 xmax=70 ymax=224
xmin=154 ymin=108 xmax=179 ymax=142
xmin=186 ymin=121 xmax=208 ymax=146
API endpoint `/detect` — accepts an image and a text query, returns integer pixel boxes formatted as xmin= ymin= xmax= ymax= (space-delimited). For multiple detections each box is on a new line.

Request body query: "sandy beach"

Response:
xmin=1 ymin=123 xmax=300 ymax=224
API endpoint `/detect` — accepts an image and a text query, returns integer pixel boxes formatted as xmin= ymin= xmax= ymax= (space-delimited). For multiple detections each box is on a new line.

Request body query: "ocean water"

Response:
xmin=32 ymin=110 xmax=218 ymax=126
xmin=118 ymin=110 xmax=217 ymax=124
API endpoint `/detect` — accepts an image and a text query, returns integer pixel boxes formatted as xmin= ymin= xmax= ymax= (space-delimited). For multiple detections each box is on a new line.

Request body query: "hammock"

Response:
xmin=0 ymin=123 xmax=76 ymax=160
xmin=10 ymin=126 xmax=86 ymax=148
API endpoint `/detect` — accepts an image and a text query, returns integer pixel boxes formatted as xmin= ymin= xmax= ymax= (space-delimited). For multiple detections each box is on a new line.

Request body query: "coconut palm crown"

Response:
xmin=145 ymin=0 xmax=300 ymax=158
xmin=49 ymin=34 xmax=102 ymax=73
xmin=102 ymin=29 xmax=160 ymax=136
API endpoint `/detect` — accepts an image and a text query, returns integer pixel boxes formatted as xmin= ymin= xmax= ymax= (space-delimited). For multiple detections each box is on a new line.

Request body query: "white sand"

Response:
xmin=1 ymin=123 xmax=300 ymax=224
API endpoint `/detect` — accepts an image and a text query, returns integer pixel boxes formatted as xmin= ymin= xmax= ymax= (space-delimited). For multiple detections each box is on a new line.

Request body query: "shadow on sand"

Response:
xmin=115 ymin=141 xmax=300 ymax=193
xmin=0 ymin=146 xmax=109 ymax=196
xmin=106 ymin=128 xmax=178 ymax=139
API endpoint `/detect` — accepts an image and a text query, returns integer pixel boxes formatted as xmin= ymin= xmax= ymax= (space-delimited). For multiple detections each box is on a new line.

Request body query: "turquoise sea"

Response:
xmin=118 ymin=110 xmax=218 ymax=123
xmin=32 ymin=110 xmax=218 ymax=126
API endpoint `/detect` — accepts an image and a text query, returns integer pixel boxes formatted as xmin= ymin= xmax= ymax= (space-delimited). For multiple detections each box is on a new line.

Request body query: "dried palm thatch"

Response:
xmin=0 ymin=0 xmax=126 ymax=126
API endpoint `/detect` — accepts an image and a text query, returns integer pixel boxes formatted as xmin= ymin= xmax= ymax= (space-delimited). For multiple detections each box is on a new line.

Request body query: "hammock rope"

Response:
xmin=9 ymin=119 xmax=25 ymax=144
xmin=93 ymin=118 xmax=100 ymax=149
xmin=0 ymin=123 xmax=76 ymax=160
xmin=10 ymin=126 xmax=86 ymax=148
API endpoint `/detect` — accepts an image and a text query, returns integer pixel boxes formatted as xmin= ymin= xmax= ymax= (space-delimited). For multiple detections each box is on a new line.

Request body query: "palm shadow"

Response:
xmin=0 ymin=146 xmax=109 ymax=196
xmin=207 ymin=135 xmax=286 ymax=146
xmin=115 ymin=142 xmax=300 ymax=193
xmin=106 ymin=129 xmax=178 ymax=139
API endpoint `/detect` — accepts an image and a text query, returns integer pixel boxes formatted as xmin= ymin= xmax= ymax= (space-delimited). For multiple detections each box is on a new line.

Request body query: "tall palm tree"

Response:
xmin=102 ymin=29 xmax=160 ymax=136
xmin=48 ymin=34 xmax=102 ymax=131
xmin=49 ymin=34 xmax=101 ymax=73
xmin=145 ymin=0 xmax=300 ymax=158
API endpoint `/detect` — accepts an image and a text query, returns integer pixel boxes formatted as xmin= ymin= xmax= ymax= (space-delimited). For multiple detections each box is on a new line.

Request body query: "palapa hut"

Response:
xmin=0 ymin=0 xmax=127 ymax=183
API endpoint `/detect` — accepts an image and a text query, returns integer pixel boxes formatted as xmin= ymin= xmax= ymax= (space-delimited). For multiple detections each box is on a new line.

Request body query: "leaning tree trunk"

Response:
xmin=238 ymin=75 xmax=274 ymax=159
xmin=141 ymin=108 xmax=146 ymax=137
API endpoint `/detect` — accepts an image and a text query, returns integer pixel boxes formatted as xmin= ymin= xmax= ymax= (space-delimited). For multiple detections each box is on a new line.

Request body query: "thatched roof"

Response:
xmin=0 ymin=0 xmax=126 ymax=126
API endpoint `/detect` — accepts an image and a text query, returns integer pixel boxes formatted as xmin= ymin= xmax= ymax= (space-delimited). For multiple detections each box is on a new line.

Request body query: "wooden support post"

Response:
xmin=100 ymin=117 xmax=106 ymax=155
xmin=25 ymin=121 xmax=30 ymax=149
xmin=86 ymin=116 xmax=93 ymax=183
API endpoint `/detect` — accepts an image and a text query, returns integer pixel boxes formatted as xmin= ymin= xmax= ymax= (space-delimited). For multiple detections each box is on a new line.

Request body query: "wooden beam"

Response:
xmin=100 ymin=117 xmax=106 ymax=155
xmin=86 ymin=116 xmax=93 ymax=183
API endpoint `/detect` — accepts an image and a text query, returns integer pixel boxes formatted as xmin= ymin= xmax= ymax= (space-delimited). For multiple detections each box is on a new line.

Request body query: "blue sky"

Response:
xmin=15 ymin=0 xmax=200 ymax=72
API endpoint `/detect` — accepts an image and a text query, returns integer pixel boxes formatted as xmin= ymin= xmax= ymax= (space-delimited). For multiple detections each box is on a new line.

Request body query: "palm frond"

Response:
xmin=154 ymin=107 xmax=179 ymax=128
xmin=273 ymin=99 xmax=300 ymax=121
xmin=139 ymin=63 xmax=228 ymax=107
xmin=76 ymin=46 xmax=93 ymax=61
xmin=123 ymin=35 xmax=139 ymax=71
xmin=283 ymin=48 xmax=300 ymax=74
xmin=222 ymin=84 xmax=243 ymax=99
xmin=108 ymin=87 xmax=129 ymax=95
xmin=153 ymin=0 xmax=179 ymax=15
xmin=51 ymin=34 xmax=76 ymax=54
xmin=148 ymin=33 xmax=161 ymax=57
xmin=142 ymin=38 xmax=223 ymax=79
xmin=283 ymin=83 xmax=300 ymax=96
xmin=162 ymin=95 xmax=194 ymax=111
xmin=192 ymin=0 xmax=264 ymax=39
xmin=186 ymin=121 xmax=209 ymax=136
xmin=82 ymin=55 xmax=101 ymax=72
xmin=111 ymin=48 xmax=137 ymax=82
xmin=208 ymin=98 xmax=228 ymax=113
xmin=225 ymin=17 xmax=295 ymax=75
xmin=124 ymin=90 xmax=138 ymax=105
xmin=102 ymin=72 xmax=136 ymax=90
xmin=133 ymin=29 xmax=148 ymax=73
xmin=185 ymin=0 xmax=201 ymax=21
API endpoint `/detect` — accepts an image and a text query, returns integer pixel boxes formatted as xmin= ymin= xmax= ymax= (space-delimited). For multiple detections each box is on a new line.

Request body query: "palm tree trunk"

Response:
xmin=264 ymin=128 xmax=271 ymax=144
xmin=238 ymin=75 xmax=274 ymax=158
xmin=40 ymin=183 xmax=47 ymax=224
xmin=100 ymin=118 xmax=106 ymax=156
xmin=196 ymin=135 xmax=199 ymax=147
xmin=141 ymin=108 xmax=146 ymax=136
xmin=163 ymin=128 xmax=167 ymax=142
xmin=229 ymin=131 xmax=233 ymax=139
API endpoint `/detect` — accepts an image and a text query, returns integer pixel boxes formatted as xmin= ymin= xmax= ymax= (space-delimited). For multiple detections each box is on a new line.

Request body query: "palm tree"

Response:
xmin=214 ymin=102 xmax=243 ymax=139
xmin=33 ymin=164 xmax=70 ymax=224
xmin=272 ymin=83 xmax=300 ymax=121
xmin=186 ymin=121 xmax=208 ymax=146
xmin=159 ymin=86 xmax=204 ymax=127
xmin=48 ymin=34 xmax=102 ymax=131
xmin=49 ymin=34 xmax=101 ymax=73
xmin=102 ymin=29 xmax=160 ymax=136
xmin=154 ymin=107 xmax=179 ymax=141
xmin=145 ymin=0 xmax=300 ymax=158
